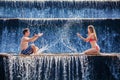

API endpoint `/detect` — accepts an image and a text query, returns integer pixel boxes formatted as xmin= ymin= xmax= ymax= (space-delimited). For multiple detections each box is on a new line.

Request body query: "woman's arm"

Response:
xmin=77 ymin=33 xmax=92 ymax=42
xmin=77 ymin=33 xmax=86 ymax=41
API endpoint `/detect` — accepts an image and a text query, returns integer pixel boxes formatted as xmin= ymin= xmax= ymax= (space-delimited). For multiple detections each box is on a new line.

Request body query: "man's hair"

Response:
xmin=23 ymin=28 xmax=29 ymax=35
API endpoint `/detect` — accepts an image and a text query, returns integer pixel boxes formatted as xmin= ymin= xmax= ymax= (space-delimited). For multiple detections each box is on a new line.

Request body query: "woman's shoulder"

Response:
xmin=89 ymin=33 xmax=95 ymax=36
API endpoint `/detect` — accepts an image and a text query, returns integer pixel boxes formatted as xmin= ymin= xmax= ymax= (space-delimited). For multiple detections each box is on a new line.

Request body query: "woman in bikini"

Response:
xmin=77 ymin=25 xmax=100 ymax=54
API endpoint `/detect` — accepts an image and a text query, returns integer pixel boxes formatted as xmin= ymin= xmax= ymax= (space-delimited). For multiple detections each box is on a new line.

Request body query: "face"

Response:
xmin=88 ymin=27 xmax=91 ymax=33
xmin=25 ymin=30 xmax=30 ymax=36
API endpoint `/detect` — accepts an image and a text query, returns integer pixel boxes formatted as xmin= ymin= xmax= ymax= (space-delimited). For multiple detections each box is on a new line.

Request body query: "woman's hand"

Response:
xmin=77 ymin=33 xmax=81 ymax=37
xmin=77 ymin=33 xmax=86 ymax=41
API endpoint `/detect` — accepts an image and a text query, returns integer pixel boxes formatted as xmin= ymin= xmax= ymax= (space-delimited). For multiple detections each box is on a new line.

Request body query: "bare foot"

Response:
xmin=84 ymin=52 xmax=100 ymax=55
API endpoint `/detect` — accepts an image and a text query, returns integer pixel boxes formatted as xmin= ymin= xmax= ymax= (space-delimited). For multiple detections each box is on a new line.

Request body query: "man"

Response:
xmin=20 ymin=28 xmax=43 ymax=55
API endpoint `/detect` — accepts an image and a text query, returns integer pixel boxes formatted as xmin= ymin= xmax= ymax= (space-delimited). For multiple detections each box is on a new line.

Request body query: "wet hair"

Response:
xmin=88 ymin=25 xmax=94 ymax=33
xmin=88 ymin=25 xmax=97 ymax=41
xmin=23 ymin=28 xmax=29 ymax=35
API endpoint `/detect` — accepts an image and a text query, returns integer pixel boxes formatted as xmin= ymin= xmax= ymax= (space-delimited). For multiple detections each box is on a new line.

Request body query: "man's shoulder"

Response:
xmin=22 ymin=36 xmax=30 ymax=40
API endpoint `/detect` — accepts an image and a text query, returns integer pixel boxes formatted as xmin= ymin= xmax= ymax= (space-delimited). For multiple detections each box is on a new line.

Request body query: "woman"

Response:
xmin=77 ymin=25 xmax=100 ymax=55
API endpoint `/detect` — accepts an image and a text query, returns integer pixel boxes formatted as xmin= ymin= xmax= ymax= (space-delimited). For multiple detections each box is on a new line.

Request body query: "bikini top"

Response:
xmin=89 ymin=37 xmax=96 ymax=42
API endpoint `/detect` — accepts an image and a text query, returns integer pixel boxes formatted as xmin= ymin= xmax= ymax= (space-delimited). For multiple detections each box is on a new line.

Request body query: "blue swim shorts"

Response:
xmin=21 ymin=46 xmax=33 ymax=55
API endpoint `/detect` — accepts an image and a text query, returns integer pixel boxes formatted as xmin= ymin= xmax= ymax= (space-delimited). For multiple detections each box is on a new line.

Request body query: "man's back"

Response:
xmin=20 ymin=36 xmax=29 ymax=50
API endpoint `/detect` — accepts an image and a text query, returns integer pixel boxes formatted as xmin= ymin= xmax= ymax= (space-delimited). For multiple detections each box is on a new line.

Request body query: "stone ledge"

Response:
xmin=0 ymin=53 xmax=120 ymax=57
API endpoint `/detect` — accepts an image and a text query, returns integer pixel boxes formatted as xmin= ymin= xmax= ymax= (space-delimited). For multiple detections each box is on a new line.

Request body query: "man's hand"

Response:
xmin=38 ymin=33 xmax=43 ymax=37
xmin=34 ymin=34 xmax=38 ymax=37
xmin=34 ymin=33 xmax=43 ymax=37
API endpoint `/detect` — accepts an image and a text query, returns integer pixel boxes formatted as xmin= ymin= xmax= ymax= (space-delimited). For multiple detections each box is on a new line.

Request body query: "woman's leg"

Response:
xmin=84 ymin=48 xmax=99 ymax=55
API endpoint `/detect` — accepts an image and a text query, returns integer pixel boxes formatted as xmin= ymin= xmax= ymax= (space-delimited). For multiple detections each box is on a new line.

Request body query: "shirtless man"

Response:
xmin=20 ymin=28 xmax=43 ymax=55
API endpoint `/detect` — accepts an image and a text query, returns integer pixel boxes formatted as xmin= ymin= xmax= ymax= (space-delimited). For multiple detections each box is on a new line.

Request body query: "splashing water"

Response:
xmin=60 ymin=20 xmax=78 ymax=52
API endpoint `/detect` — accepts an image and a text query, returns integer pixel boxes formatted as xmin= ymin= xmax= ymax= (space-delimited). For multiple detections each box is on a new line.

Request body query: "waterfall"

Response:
xmin=1 ymin=55 xmax=119 ymax=80
xmin=0 ymin=19 xmax=120 ymax=53
xmin=0 ymin=0 xmax=120 ymax=80
xmin=0 ymin=0 xmax=119 ymax=18
xmin=0 ymin=0 xmax=120 ymax=53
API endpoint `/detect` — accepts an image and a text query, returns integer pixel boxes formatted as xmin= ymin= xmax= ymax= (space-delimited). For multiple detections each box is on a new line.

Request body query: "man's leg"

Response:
xmin=31 ymin=44 xmax=39 ymax=54
xmin=31 ymin=44 xmax=37 ymax=54
xmin=35 ymin=46 xmax=39 ymax=52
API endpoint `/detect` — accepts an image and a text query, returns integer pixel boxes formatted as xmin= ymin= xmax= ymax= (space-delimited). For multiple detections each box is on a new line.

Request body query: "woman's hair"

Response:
xmin=88 ymin=25 xmax=97 ymax=41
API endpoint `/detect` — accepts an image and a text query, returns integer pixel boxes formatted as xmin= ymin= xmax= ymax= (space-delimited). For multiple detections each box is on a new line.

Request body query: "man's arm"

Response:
xmin=24 ymin=33 xmax=43 ymax=42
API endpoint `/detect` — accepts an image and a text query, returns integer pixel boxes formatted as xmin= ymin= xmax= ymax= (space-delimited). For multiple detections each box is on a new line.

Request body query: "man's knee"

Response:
xmin=31 ymin=45 xmax=36 ymax=49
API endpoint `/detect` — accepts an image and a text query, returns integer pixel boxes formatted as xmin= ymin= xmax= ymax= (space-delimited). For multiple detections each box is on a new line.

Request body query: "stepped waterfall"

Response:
xmin=0 ymin=0 xmax=120 ymax=80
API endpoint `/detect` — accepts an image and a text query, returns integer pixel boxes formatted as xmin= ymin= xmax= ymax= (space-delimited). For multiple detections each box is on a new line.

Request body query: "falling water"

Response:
xmin=1 ymin=55 xmax=119 ymax=80
xmin=0 ymin=19 xmax=120 ymax=53
xmin=0 ymin=0 xmax=120 ymax=18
